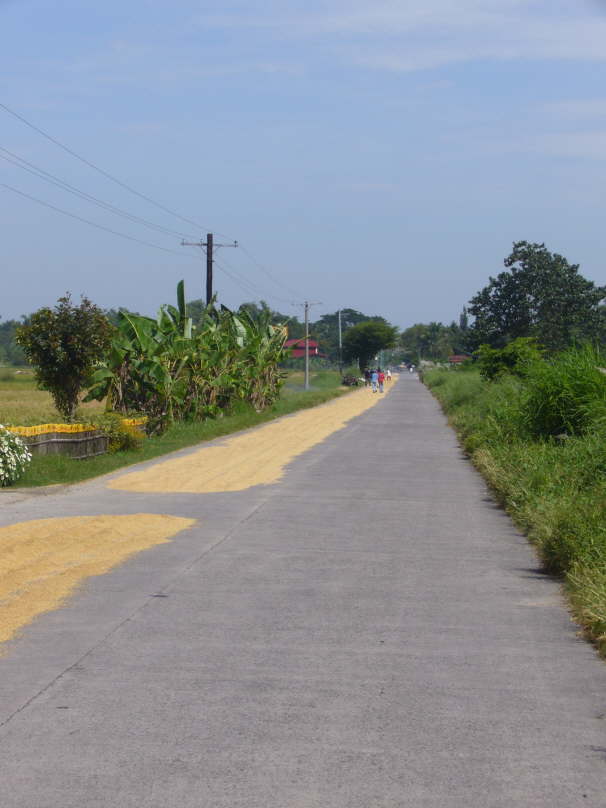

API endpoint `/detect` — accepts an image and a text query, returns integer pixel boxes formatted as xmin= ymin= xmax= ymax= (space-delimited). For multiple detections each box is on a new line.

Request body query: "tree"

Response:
xmin=0 ymin=318 xmax=26 ymax=365
xmin=468 ymin=241 xmax=606 ymax=352
xmin=342 ymin=321 xmax=398 ymax=370
xmin=16 ymin=294 xmax=113 ymax=421
xmin=311 ymin=309 xmax=388 ymax=363
xmin=399 ymin=321 xmax=468 ymax=363
xmin=236 ymin=300 xmax=304 ymax=339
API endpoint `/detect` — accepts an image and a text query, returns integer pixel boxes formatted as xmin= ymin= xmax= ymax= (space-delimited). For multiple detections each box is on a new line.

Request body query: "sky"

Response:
xmin=1 ymin=0 xmax=606 ymax=328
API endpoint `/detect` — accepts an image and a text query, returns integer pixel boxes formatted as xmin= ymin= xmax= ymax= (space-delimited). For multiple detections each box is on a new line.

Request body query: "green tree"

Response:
xmin=468 ymin=241 xmax=606 ymax=352
xmin=236 ymin=300 xmax=303 ymax=337
xmin=342 ymin=321 xmax=398 ymax=370
xmin=311 ymin=309 xmax=388 ymax=363
xmin=400 ymin=321 xmax=465 ymax=362
xmin=16 ymin=294 xmax=113 ymax=421
xmin=0 ymin=318 xmax=26 ymax=365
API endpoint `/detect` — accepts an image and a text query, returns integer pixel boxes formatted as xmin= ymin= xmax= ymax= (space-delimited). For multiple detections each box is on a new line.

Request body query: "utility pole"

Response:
xmin=338 ymin=309 xmax=343 ymax=374
xmin=181 ymin=233 xmax=238 ymax=305
xmin=294 ymin=301 xmax=322 ymax=390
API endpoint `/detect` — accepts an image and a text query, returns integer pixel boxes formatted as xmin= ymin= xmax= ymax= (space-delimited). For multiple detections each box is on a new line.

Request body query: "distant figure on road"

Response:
xmin=364 ymin=369 xmax=371 ymax=387
xmin=371 ymin=369 xmax=379 ymax=393
xmin=378 ymin=369 xmax=385 ymax=393
xmin=386 ymin=369 xmax=392 ymax=382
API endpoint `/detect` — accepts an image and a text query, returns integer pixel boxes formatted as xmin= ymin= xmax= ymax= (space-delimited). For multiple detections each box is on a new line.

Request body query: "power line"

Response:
xmin=215 ymin=253 xmax=295 ymax=306
xmin=213 ymin=255 xmax=284 ymax=302
xmin=213 ymin=255 xmax=298 ymax=309
xmin=237 ymin=242 xmax=304 ymax=299
xmin=0 ymin=182 xmax=200 ymax=259
xmin=2 ymin=179 xmax=316 ymax=317
xmin=0 ymin=101 xmax=321 ymax=309
xmin=0 ymin=99 xmax=227 ymax=236
xmin=0 ymin=146 xmax=197 ymax=240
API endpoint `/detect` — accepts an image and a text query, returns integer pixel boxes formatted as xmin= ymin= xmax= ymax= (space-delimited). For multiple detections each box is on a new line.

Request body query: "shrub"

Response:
xmin=476 ymin=337 xmax=543 ymax=381
xmin=522 ymin=344 xmax=606 ymax=437
xmin=88 ymin=413 xmax=145 ymax=453
xmin=16 ymin=294 xmax=113 ymax=422
xmin=341 ymin=374 xmax=362 ymax=387
xmin=0 ymin=425 xmax=32 ymax=486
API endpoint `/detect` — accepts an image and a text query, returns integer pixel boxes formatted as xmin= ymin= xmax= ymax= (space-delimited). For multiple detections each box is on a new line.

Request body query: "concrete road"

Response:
xmin=1 ymin=374 xmax=606 ymax=807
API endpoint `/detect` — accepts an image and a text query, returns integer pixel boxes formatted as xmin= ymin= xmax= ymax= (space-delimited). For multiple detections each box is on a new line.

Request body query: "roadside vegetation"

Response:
xmin=3 ymin=370 xmax=348 ymax=488
xmin=424 ymin=343 xmax=606 ymax=657
xmin=1 ymin=275 xmax=400 ymax=488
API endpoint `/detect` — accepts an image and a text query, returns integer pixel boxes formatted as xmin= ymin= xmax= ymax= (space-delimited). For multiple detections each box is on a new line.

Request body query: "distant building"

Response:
xmin=285 ymin=338 xmax=326 ymax=359
xmin=448 ymin=354 xmax=472 ymax=365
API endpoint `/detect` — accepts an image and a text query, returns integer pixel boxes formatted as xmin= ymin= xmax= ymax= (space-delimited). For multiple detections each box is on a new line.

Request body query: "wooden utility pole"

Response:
xmin=205 ymin=232 xmax=213 ymax=306
xmin=181 ymin=233 xmax=238 ymax=305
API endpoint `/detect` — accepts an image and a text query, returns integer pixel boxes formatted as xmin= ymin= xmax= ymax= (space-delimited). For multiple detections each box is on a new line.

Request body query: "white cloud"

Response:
xmin=543 ymin=99 xmax=606 ymax=121
xmin=535 ymin=131 xmax=606 ymax=160
xmin=194 ymin=0 xmax=606 ymax=71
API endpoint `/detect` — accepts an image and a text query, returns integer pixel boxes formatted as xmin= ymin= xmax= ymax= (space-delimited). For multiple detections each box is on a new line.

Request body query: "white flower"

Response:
xmin=0 ymin=424 xmax=32 ymax=486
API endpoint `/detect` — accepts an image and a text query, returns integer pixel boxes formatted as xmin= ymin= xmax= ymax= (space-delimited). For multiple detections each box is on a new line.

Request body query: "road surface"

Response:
xmin=1 ymin=375 xmax=605 ymax=807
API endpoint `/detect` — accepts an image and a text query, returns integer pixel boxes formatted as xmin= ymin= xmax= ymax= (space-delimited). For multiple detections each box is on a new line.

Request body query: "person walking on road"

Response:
xmin=371 ymin=369 xmax=379 ymax=392
xmin=364 ymin=369 xmax=371 ymax=388
xmin=386 ymin=369 xmax=392 ymax=382
xmin=378 ymin=369 xmax=385 ymax=393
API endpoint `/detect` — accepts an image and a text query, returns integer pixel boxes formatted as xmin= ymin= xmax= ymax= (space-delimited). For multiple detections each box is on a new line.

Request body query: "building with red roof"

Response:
xmin=285 ymin=338 xmax=326 ymax=359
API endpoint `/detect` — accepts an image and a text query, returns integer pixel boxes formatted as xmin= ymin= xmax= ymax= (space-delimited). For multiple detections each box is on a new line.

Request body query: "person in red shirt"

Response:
xmin=378 ymin=369 xmax=385 ymax=393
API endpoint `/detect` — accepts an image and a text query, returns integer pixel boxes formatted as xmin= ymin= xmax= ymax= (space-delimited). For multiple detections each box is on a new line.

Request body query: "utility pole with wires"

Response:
xmin=181 ymin=233 xmax=238 ymax=305
xmin=294 ymin=301 xmax=322 ymax=391
xmin=338 ymin=309 xmax=343 ymax=374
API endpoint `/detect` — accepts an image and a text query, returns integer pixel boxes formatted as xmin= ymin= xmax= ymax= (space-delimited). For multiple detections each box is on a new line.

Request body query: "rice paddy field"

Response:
xmin=0 ymin=368 xmax=104 ymax=426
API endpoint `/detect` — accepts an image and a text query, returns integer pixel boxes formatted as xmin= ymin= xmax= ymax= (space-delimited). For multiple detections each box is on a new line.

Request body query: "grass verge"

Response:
xmin=5 ymin=372 xmax=349 ymax=489
xmin=424 ymin=366 xmax=606 ymax=658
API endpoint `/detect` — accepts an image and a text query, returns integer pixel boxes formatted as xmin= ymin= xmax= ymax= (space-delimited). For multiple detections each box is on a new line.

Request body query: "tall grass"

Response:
xmin=522 ymin=344 xmax=606 ymax=437
xmin=425 ymin=351 xmax=606 ymax=658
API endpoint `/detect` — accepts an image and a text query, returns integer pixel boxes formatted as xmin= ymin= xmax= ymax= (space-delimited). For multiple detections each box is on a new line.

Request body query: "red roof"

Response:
xmin=285 ymin=338 xmax=324 ymax=359
xmin=285 ymin=338 xmax=320 ymax=348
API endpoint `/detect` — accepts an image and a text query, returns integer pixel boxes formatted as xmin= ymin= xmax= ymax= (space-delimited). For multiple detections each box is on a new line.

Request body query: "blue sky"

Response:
xmin=2 ymin=0 xmax=606 ymax=328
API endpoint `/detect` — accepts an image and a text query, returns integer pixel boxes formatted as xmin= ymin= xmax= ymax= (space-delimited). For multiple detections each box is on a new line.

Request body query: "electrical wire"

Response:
xmin=0 ymin=182 xmax=199 ymax=259
xmin=0 ymin=146 xmax=197 ymax=240
xmin=213 ymin=255 xmax=294 ymax=308
xmin=237 ymin=241 xmax=304 ymax=299
xmin=0 ymin=99 xmax=230 ymax=236
xmin=1 ymin=180 xmax=309 ymax=315
xmin=213 ymin=255 xmax=278 ymax=300
xmin=0 ymin=101 xmax=310 ymax=306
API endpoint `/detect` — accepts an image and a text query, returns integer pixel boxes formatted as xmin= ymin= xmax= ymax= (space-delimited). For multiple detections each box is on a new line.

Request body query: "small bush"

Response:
xmin=0 ymin=425 xmax=32 ymax=485
xmin=16 ymin=294 xmax=113 ymax=422
xmin=522 ymin=344 xmax=606 ymax=437
xmin=476 ymin=337 xmax=543 ymax=381
xmin=341 ymin=374 xmax=362 ymax=387
xmin=88 ymin=413 xmax=145 ymax=453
